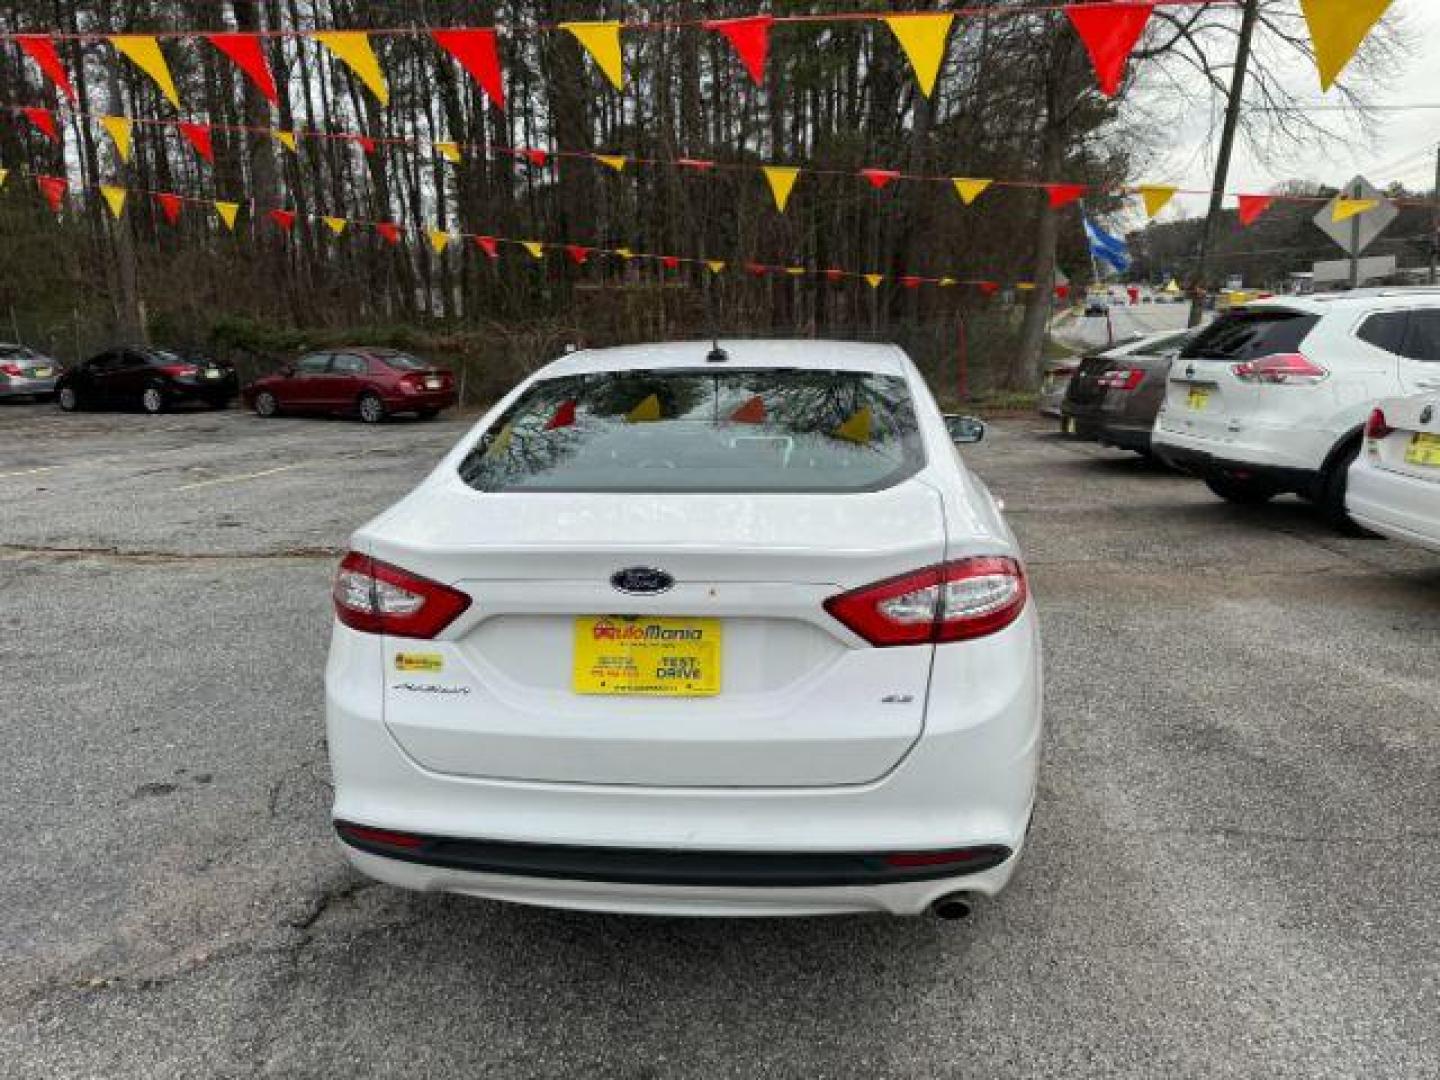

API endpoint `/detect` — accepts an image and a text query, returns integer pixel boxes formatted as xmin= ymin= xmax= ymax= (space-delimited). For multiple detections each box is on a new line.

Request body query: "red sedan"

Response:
xmin=243 ymin=347 xmax=457 ymax=423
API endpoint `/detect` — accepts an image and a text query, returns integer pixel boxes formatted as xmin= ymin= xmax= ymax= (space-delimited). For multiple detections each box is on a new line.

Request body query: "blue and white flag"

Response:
xmin=1084 ymin=215 xmax=1131 ymax=274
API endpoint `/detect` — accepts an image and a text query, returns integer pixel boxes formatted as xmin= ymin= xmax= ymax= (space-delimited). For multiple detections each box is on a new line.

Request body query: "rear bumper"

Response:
xmin=0 ymin=378 xmax=57 ymax=398
xmin=385 ymin=390 xmax=456 ymax=411
xmin=1347 ymin=459 xmax=1440 ymax=553
xmin=325 ymin=606 xmax=1043 ymax=917
xmin=169 ymin=378 xmax=237 ymax=402
xmin=1097 ymin=422 xmax=1153 ymax=453
xmin=1153 ymin=439 xmax=1320 ymax=496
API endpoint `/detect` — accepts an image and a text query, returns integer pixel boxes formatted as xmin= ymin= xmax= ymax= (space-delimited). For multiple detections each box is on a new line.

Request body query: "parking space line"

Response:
xmin=173 ymin=464 xmax=303 ymax=491
xmin=0 ymin=465 xmax=64 ymax=479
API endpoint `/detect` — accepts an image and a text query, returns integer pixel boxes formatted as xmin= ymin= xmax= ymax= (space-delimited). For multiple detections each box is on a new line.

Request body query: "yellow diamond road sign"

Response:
xmin=1314 ymin=175 xmax=1396 ymax=256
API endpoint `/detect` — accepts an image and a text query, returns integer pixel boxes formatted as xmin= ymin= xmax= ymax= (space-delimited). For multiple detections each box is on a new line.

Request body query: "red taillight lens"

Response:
xmin=1365 ymin=408 xmax=1393 ymax=440
xmin=1099 ymin=368 xmax=1145 ymax=390
xmin=1231 ymin=352 xmax=1327 ymax=384
xmin=335 ymin=821 xmax=426 ymax=849
xmin=824 ymin=557 xmax=1027 ymax=647
xmin=1 ymin=363 xmax=23 ymax=376
xmin=332 ymin=551 xmax=471 ymax=638
xmin=158 ymin=363 xmax=199 ymax=376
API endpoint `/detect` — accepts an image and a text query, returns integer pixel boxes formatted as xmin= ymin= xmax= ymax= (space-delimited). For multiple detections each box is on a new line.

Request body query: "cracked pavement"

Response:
xmin=1 ymin=399 xmax=1437 ymax=1078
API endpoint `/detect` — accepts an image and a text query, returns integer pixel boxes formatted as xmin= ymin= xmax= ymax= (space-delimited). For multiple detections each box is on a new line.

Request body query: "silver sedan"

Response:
xmin=0 ymin=344 xmax=61 ymax=400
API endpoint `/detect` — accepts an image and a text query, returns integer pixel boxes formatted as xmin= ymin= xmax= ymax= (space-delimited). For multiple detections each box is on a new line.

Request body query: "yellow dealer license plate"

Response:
xmin=1187 ymin=387 xmax=1211 ymax=411
xmin=573 ymin=616 xmax=721 ymax=696
xmin=1406 ymin=432 xmax=1440 ymax=467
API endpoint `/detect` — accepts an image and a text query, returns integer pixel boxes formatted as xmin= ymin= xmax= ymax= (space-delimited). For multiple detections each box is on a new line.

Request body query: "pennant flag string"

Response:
xmin=8 ymin=100 xmax=1436 ymax=214
xmin=109 ymin=35 xmax=180 ymax=107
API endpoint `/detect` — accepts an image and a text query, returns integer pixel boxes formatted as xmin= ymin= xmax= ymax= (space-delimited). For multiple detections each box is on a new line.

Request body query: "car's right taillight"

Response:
xmin=824 ymin=557 xmax=1027 ymax=647
xmin=332 ymin=551 xmax=471 ymax=638
xmin=1231 ymin=352 xmax=1327 ymax=385
xmin=1365 ymin=407 xmax=1393 ymax=440
xmin=1098 ymin=368 xmax=1145 ymax=391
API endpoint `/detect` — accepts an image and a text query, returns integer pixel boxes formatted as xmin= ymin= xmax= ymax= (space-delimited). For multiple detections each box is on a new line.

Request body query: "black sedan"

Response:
xmin=56 ymin=347 xmax=237 ymax=414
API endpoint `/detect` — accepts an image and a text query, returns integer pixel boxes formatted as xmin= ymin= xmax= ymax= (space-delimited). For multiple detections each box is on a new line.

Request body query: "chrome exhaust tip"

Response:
xmin=930 ymin=893 xmax=973 ymax=921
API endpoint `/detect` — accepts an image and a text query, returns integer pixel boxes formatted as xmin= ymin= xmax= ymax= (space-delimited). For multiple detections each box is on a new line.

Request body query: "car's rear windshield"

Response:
xmin=458 ymin=367 xmax=925 ymax=493
xmin=376 ymin=353 xmax=429 ymax=371
xmin=1181 ymin=310 xmax=1319 ymax=361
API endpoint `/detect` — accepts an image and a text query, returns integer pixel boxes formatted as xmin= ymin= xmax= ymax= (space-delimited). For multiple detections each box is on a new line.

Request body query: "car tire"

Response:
xmin=253 ymin=390 xmax=279 ymax=418
xmin=357 ymin=392 xmax=386 ymax=424
xmin=416 ymin=407 xmax=440 ymax=421
xmin=57 ymin=386 xmax=80 ymax=412
xmin=1319 ymin=437 xmax=1363 ymax=533
xmin=1203 ymin=474 xmax=1277 ymax=505
xmin=141 ymin=386 xmax=167 ymax=414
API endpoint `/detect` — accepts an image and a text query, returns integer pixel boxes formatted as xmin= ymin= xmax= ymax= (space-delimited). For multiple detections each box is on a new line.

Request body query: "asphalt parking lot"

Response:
xmin=2 ymin=399 xmax=1437 ymax=1079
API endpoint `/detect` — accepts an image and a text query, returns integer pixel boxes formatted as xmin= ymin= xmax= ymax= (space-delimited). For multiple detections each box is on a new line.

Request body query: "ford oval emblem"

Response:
xmin=611 ymin=567 xmax=674 ymax=595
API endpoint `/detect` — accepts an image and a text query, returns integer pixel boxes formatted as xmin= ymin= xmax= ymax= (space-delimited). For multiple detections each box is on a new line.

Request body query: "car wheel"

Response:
xmin=57 ymin=386 xmax=79 ymax=412
xmin=1203 ymin=474 xmax=1277 ymax=505
xmin=416 ymin=407 xmax=440 ymax=421
xmin=1319 ymin=437 xmax=1363 ymax=533
xmin=357 ymin=392 xmax=385 ymax=424
xmin=141 ymin=386 xmax=167 ymax=414
xmin=253 ymin=390 xmax=279 ymax=418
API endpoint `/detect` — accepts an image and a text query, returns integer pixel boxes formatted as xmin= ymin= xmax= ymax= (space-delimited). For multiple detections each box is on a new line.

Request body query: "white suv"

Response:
xmin=1152 ymin=290 xmax=1440 ymax=526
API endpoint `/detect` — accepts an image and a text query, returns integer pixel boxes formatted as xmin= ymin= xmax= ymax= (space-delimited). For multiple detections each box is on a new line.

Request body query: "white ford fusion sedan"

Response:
xmin=326 ymin=340 xmax=1043 ymax=918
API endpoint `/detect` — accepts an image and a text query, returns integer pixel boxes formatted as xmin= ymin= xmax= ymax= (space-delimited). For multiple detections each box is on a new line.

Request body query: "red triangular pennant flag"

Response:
xmin=206 ymin=33 xmax=278 ymax=104
xmin=704 ymin=15 xmax=772 ymax=87
xmin=901 ymin=275 xmax=924 ymax=289
xmin=745 ymin=262 xmax=769 ymax=277
xmin=17 ymin=36 xmax=76 ymax=102
xmin=1066 ymin=2 xmax=1155 ymax=97
xmin=661 ymin=255 xmax=681 ymax=270
xmin=432 ymin=28 xmax=505 ymax=111
xmin=522 ymin=148 xmax=549 ymax=168
xmin=475 ymin=235 xmax=499 ymax=259
xmin=268 ymin=208 xmax=296 ymax=232
xmin=23 ymin=106 xmax=58 ymax=142
xmin=354 ymin=135 xmax=377 ymax=154
xmin=977 ymin=281 xmax=1000 ymax=297
xmin=545 ymin=399 xmax=577 ymax=430
xmin=1237 ymin=195 xmax=1273 ymax=227
xmin=824 ymin=268 xmax=846 ymax=283
xmin=36 ymin=174 xmax=67 ymax=212
xmin=861 ymin=168 xmax=901 ymax=191
xmin=729 ymin=395 xmax=767 ymax=424
xmin=565 ymin=244 xmax=590 ymax=265
xmin=1045 ymin=183 xmax=1087 ymax=209
xmin=1054 ymin=284 xmax=1072 ymax=300
xmin=155 ymin=192 xmax=183 ymax=225
xmin=178 ymin=122 xmax=215 ymax=163
xmin=677 ymin=158 xmax=715 ymax=171
xmin=376 ymin=221 xmax=401 ymax=245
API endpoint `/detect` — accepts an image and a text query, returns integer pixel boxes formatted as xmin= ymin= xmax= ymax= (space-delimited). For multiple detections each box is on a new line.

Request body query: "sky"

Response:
xmin=1141 ymin=0 xmax=1440 ymax=221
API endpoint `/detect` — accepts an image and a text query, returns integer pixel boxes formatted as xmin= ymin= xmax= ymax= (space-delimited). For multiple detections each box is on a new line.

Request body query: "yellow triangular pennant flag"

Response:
xmin=485 ymin=422 xmax=514 ymax=458
xmin=109 ymin=36 xmax=179 ymax=107
xmin=884 ymin=14 xmax=954 ymax=98
xmin=274 ymin=130 xmax=297 ymax=153
xmin=1300 ymin=0 xmax=1394 ymax=91
xmin=864 ymin=274 xmax=884 ymax=289
xmin=434 ymin=141 xmax=461 ymax=163
xmin=324 ymin=216 xmax=347 ymax=236
xmin=614 ymin=247 xmax=633 ymax=260
xmin=1016 ymin=282 xmax=1036 ymax=291
xmin=626 ymin=393 xmax=662 ymax=423
xmin=561 ymin=22 xmax=624 ymax=90
xmin=786 ymin=267 xmax=806 ymax=276
xmin=100 ymin=185 xmax=127 ymax=219
xmin=313 ymin=31 xmax=390 ymax=106
xmin=213 ymin=200 xmax=240 ymax=230
xmin=0 ymin=168 xmax=8 ymax=188
xmin=762 ymin=166 xmax=800 ymax=213
xmin=1139 ymin=185 xmax=1178 ymax=218
xmin=1332 ymin=197 xmax=1379 ymax=223
xmin=706 ymin=260 xmax=726 ymax=274
xmin=521 ymin=241 xmax=545 ymax=259
xmin=428 ymin=228 xmax=450 ymax=254
xmin=951 ymin=178 xmax=991 ymax=206
xmin=834 ymin=406 xmax=873 ymax=445
xmin=101 ymin=116 xmax=133 ymax=162
xmin=594 ymin=154 xmax=627 ymax=173
xmin=939 ymin=276 xmax=957 ymax=287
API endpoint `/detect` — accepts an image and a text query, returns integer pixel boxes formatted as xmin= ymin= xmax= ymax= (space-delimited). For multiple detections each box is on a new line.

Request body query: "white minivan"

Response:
xmin=1152 ymin=290 xmax=1440 ymax=527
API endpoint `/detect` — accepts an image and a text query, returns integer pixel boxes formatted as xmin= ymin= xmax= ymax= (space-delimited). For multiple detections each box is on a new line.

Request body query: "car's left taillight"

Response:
xmin=332 ymin=551 xmax=471 ymax=638
xmin=824 ymin=557 xmax=1027 ymax=647
xmin=1231 ymin=352 xmax=1327 ymax=385
xmin=1364 ymin=408 xmax=1393 ymax=441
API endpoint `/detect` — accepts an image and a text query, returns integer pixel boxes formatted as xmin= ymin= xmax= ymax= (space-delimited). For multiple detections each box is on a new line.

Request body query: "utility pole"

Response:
xmin=1431 ymin=145 xmax=1440 ymax=286
xmin=1188 ymin=0 xmax=1260 ymax=328
xmin=1349 ymin=178 xmax=1363 ymax=289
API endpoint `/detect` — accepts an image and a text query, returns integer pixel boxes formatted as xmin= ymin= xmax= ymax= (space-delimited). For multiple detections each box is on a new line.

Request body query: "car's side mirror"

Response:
xmin=945 ymin=415 xmax=986 ymax=444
